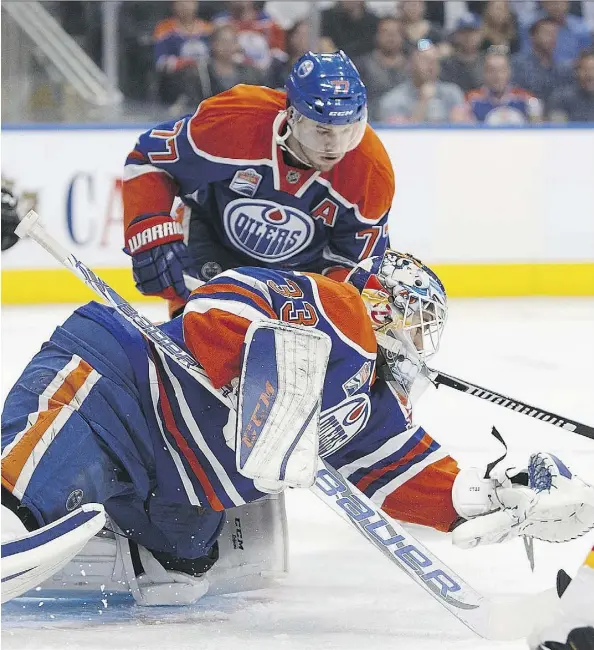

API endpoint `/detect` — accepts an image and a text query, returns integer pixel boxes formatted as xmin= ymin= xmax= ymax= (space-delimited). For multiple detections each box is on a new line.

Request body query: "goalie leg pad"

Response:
xmin=36 ymin=494 xmax=289 ymax=599
xmin=236 ymin=320 xmax=331 ymax=489
xmin=0 ymin=503 xmax=105 ymax=603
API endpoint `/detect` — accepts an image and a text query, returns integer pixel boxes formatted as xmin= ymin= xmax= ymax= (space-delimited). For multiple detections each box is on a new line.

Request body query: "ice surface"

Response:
xmin=2 ymin=298 xmax=594 ymax=650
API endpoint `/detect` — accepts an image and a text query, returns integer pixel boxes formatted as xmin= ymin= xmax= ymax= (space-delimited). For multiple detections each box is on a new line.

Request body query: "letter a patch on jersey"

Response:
xmin=230 ymin=168 xmax=262 ymax=198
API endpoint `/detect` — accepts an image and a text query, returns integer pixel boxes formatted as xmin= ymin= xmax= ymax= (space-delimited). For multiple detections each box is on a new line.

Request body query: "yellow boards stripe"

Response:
xmin=1 ymin=263 xmax=594 ymax=304
xmin=1 ymin=268 xmax=159 ymax=304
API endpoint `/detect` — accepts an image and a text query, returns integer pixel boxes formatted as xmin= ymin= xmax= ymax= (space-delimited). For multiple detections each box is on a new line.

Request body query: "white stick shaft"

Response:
xmin=16 ymin=211 xmax=234 ymax=408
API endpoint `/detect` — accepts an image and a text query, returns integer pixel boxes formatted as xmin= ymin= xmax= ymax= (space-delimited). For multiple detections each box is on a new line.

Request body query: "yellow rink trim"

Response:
xmin=2 ymin=263 xmax=594 ymax=304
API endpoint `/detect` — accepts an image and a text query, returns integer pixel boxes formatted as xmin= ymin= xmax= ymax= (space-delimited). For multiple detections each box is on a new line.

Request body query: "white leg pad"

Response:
xmin=1 ymin=504 xmax=105 ymax=604
xmin=34 ymin=494 xmax=288 ymax=599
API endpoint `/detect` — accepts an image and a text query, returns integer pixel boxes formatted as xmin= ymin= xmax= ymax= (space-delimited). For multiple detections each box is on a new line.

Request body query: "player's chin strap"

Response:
xmin=275 ymin=109 xmax=316 ymax=169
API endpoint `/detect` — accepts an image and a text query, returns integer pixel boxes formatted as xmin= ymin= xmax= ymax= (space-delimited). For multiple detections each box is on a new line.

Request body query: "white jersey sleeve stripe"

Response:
xmin=124 ymin=163 xmax=174 ymax=181
xmin=13 ymin=369 xmax=102 ymax=499
xmin=335 ymin=425 xmax=423 ymax=480
xmin=368 ymin=449 xmax=449 ymax=506
xmin=185 ymin=297 xmax=270 ymax=325
xmin=155 ymin=348 xmax=246 ymax=507
xmin=147 ymin=357 xmax=202 ymax=506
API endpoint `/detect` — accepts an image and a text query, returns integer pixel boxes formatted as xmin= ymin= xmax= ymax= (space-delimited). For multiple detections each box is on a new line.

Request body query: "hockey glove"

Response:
xmin=125 ymin=214 xmax=198 ymax=302
xmin=451 ymin=452 xmax=594 ymax=549
xmin=1 ymin=187 xmax=20 ymax=252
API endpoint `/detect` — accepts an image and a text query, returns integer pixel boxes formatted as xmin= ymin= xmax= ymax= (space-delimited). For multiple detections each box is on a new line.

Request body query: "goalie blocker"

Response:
xmin=236 ymin=320 xmax=331 ymax=493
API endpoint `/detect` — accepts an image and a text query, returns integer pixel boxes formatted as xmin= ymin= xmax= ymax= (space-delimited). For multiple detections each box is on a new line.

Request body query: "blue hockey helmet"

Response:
xmin=286 ymin=50 xmax=367 ymax=126
xmin=281 ymin=51 xmax=368 ymax=170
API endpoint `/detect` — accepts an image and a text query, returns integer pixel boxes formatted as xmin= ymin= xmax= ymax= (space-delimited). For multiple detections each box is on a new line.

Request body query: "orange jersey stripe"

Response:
xmin=153 ymin=18 xmax=212 ymax=42
xmin=356 ymin=432 xmax=434 ymax=493
xmin=155 ymin=364 xmax=224 ymax=511
xmin=184 ymin=309 xmax=253 ymax=389
xmin=306 ymin=274 xmax=376 ymax=355
xmin=1 ymin=359 xmax=95 ymax=492
xmin=324 ymin=267 xmax=352 ymax=282
xmin=183 ymin=282 xmax=277 ymax=387
xmin=191 ymin=282 xmax=277 ymax=319
xmin=381 ymin=456 xmax=459 ymax=532
xmin=187 ymin=85 xmax=285 ymax=161
xmin=325 ymin=125 xmax=395 ymax=223
xmin=123 ymin=171 xmax=179 ymax=231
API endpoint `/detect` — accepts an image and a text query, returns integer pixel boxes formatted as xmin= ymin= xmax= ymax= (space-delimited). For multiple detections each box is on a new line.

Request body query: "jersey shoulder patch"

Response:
xmin=187 ymin=85 xmax=286 ymax=162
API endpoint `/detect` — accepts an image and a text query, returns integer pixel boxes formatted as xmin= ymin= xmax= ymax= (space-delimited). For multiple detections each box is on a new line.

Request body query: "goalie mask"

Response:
xmin=347 ymin=251 xmax=447 ymax=395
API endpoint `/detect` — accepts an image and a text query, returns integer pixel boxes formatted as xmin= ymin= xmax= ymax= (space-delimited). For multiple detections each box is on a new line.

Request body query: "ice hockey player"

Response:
xmin=123 ymin=50 xmax=394 ymax=316
xmin=528 ymin=544 xmax=594 ymax=649
xmin=1 ymin=186 xmax=20 ymax=252
xmin=2 ymin=250 xmax=594 ymax=607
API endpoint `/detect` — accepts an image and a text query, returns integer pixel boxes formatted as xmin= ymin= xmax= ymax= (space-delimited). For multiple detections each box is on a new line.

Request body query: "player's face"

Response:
xmin=577 ymin=56 xmax=594 ymax=92
xmin=288 ymin=112 xmax=366 ymax=172
xmin=484 ymin=55 xmax=511 ymax=94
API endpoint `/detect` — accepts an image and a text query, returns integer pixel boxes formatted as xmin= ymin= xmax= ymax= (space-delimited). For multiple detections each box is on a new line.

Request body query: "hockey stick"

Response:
xmin=16 ymin=210 xmax=555 ymax=640
xmin=427 ymin=368 xmax=594 ymax=441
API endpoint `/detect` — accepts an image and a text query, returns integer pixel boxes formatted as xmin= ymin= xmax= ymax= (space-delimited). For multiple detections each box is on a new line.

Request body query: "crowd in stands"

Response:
xmin=53 ymin=0 xmax=594 ymax=124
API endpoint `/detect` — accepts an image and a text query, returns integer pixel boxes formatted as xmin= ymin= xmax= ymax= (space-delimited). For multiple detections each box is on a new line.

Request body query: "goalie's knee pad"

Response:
xmin=451 ymin=452 xmax=594 ymax=549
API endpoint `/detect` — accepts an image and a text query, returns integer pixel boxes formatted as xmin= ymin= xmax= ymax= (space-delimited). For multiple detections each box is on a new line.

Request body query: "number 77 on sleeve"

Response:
xmin=356 ymin=223 xmax=389 ymax=259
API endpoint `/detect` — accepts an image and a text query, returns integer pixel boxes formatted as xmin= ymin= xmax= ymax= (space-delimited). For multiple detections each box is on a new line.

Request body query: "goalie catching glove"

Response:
xmin=452 ymin=443 xmax=594 ymax=549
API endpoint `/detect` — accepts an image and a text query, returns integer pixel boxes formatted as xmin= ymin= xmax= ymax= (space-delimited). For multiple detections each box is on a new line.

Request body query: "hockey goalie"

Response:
xmin=2 ymin=250 xmax=594 ymax=640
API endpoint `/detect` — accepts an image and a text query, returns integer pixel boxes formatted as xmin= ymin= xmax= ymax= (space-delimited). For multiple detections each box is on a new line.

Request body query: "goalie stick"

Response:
xmin=15 ymin=210 xmax=557 ymax=641
xmin=427 ymin=368 xmax=594 ymax=441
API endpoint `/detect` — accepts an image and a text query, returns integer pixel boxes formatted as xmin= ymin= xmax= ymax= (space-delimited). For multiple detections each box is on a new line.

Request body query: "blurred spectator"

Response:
xmin=356 ymin=17 xmax=408 ymax=120
xmin=480 ymin=0 xmax=521 ymax=54
xmin=378 ymin=40 xmax=467 ymax=123
xmin=399 ymin=1 xmax=446 ymax=54
xmin=153 ymin=1 xmax=212 ymax=105
xmin=440 ymin=13 xmax=484 ymax=92
xmin=118 ymin=1 xmax=170 ymax=101
xmin=265 ymin=2 xmax=311 ymax=30
xmin=268 ymin=20 xmax=310 ymax=89
xmin=512 ymin=17 xmax=572 ymax=106
xmin=213 ymin=1 xmax=286 ymax=71
xmin=168 ymin=24 xmax=266 ymax=112
xmin=320 ymin=1 xmax=380 ymax=59
xmin=548 ymin=48 xmax=594 ymax=121
xmin=204 ymin=25 xmax=265 ymax=94
xmin=467 ymin=50 xmax=541 ymax=123
xmin=520 ymin=1 xmax=592 ymax=64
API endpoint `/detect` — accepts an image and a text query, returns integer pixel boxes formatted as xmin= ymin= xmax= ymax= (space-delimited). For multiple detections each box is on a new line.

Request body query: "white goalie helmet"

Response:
xmin=347 ymin=250 xmax=448 ymax=392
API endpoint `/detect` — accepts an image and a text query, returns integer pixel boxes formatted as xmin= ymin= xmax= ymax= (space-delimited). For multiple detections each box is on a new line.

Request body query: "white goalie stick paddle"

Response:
xmin=16 ymin=210 xmax=556 ymax=640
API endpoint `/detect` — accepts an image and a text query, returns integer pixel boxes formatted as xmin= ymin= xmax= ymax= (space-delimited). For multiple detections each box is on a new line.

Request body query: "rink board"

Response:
xmin=2 ymin=124 xmax=593 ymax=303
xmin=2 ymin=262 xmax=594 ymax=304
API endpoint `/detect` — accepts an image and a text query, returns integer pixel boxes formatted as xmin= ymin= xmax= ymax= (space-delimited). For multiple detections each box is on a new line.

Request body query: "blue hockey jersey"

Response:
xmin=123 ymin=85 xmax=395 ymax=311
xmin=1 ymin=269 xmax=458 ymax=559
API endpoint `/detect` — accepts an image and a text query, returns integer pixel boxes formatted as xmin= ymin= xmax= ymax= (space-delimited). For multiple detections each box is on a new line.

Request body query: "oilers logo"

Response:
xmin=224 ymin=198 xmax=315 ymax=262
xmin=318 ymin=394 xmax=371 ymax=458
